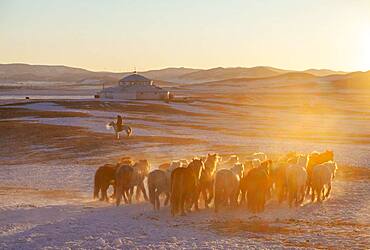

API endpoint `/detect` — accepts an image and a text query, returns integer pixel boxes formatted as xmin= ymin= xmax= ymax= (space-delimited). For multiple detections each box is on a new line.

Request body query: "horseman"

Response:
xmin=107 ymin=115 xmax=132 ymax=139
xmin=116 ymin=115 xmax=123 ymax=132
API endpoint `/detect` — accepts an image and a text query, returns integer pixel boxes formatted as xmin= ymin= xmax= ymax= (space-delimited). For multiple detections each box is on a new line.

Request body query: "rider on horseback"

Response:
xmin=116 ymin=115 xmax=123 ymax=132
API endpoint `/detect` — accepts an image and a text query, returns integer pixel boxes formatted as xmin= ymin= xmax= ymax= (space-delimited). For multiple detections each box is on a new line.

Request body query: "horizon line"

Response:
xmin=2 ymin=61 xmax=369 ymax=74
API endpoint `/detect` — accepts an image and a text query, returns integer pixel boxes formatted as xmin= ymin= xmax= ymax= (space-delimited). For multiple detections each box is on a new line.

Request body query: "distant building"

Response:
xmin=97 ymin=73 xmax=170 ymax=100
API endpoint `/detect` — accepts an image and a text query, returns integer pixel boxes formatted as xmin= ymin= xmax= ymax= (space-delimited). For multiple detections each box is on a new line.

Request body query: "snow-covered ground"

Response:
xmin=0 ymin=179 xmax=369 ymax=249
xmin=2 ymin=100 xmax=370 ymax=167
xmin=0 ymin=93 xmax=369 ymax=249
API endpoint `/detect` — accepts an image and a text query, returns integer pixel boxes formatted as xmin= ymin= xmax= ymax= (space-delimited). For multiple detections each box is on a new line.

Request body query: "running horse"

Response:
xmin=107 ymin=120 xmax=133 ymax=139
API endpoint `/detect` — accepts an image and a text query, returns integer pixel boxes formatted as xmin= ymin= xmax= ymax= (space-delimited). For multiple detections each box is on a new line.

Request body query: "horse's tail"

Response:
xmin=106 ymin=122 xmax=113 ymax=130
xmin=93 ymin=173 xmax=100 ymax=199
xmin=127 ymin=126 xmax=133 ymax=136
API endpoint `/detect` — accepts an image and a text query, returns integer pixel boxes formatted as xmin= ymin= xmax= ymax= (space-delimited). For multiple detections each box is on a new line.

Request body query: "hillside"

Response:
xmin=303 ymin=69 xmax=347 ymax=76
xmin=0 ymin=64 xmax=364 ymax=88
xmin=330 ymin=71 xmax=370 ymax=89
xmin=180 ymin=71 xmax=370 ymax=95
xmin=0 ymin=64 xmax=197 ymax=84
xmin=177 ymin=66 xmax=292 ymax=83
xmin=181 ymin=72 xmax=317 ymax=88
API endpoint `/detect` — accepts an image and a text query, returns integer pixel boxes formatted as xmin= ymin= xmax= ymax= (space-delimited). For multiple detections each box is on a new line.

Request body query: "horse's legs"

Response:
xmin=321 ymin=186 xmax=326 ymax=200
xmin=231 ymin=189 xmax=239 ymax=208
xmin=201 ymin=187 xmax=208 ymax=208
xmin=317 ymin=187 xmax=323 ymax=203
xmin=99 ymin=189 xmax=105 ymax=201
xmin=139 ymin=182 xmax=149 ymax=201
xmin=101 ymin=184 xmax=109 ymax=202
xmin=253 ymin=194 xmax=257 ymax=213
xmin=295 ymin=189 xmax=300 ymax=206
xmin=110 ymin=183 xmax=116 ymax=199
xmin=288 ymin=189 xmax=293 ymax=208
xmin=246 ymin=192 xmax=251 ymax=211
xmin=214 ymin=189 xmax=220 ymax=213
xmin=253 ymin=193 xmax=257 ymax=213
xmin=192 ymin=188 xmax=200 ymax=211
xmin=180 ymin=194 xmax=186 ymax=216
xmin=283 ymin=185 xmax=288 ymax=201
xmin=257 ymin=194 xmax=262 ymax=212
xmin=171 ymin=195 xmax=176 ymax=216
xmin=306 ymin=177 xmax=311 ymax=196
xmin=127 ymin=188 xmax=133 ymax=203
xmin=298 ymin=186 xmax=305 ymax=203
xmin=206 ymin=184 xmax=214 ymax=206
xmin=155 ymin=191 xmax=160 ymax=210
xmin=325 ymin=183 xmax=332 ymax=198
xmin=164 ymin=192 xmax=170 ymax=206
xmin=115 ymin=184 xmax=122 ymax=206
xmin=240 ymin=190 xmax=246 ymax=206
xmin=276 ymin=185 xmax=282 ymax=204
xmin=311 ymin=186 xmax=315 ymax=202
xmin=135 ymin=186 xmax=141 ymax=201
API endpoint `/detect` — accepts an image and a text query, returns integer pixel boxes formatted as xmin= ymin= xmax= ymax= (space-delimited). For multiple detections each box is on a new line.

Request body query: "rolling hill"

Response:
xmin=176 ymin=66 xmax=292 ymax=83
xmin=0 ymin=64 xmax=364 ymax=90
xmin=0 ymin=64 xmax=197 ymax=84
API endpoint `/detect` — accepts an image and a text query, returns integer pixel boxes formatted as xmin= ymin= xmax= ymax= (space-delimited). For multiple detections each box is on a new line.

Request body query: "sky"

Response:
xmin=0 ymin=0 xmax=369 ymax=72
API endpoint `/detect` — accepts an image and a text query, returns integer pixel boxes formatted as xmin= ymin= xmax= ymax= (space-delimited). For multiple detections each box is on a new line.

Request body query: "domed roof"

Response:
xmin=119 ymin=73 xmax=151 ymax=83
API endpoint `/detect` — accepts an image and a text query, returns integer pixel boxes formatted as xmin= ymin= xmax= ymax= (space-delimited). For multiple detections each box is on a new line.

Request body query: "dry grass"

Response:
xmin=0 ymin=118 xmax=204 ymax=166
xmin=0 ymin=107 xmax=90 ymax=119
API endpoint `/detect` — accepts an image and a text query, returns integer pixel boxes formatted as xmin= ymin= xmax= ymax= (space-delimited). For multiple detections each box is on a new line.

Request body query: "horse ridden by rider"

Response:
xmin=107 ymin=115 xmax=133 ymax=139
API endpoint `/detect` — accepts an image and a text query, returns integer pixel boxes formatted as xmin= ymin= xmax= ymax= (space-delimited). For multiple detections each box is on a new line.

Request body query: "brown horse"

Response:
xmin=127 ymin=160 xmax=151 ymax=203
xmin=115 ymin=164 xmax=134 ymax=206
xmin=148 ymin=169 xmax=171 ymax=211
xmin=244 ymin=160 xmax=271 ymax=213
xmin=214 ymin=163 xmax=244 ymax=212
xmin=270 ymin=152 xmax=300 ymax=203
xmin=170 ymin=158 xmax=204 ymax=216
xmin=239 ymin=160 xmax=253 ymax=205
xmin=306 ymin=150 xmax=334 ymax=195
xmin=94 ymin=163 xmax=119 ymax=201
xmin=311 ymin=161 xmax=337 ymax=203
xmin=286 ymin=155 xmax=308 ymax=207
xmin=199 ymin=153 xmax=220 ymax=208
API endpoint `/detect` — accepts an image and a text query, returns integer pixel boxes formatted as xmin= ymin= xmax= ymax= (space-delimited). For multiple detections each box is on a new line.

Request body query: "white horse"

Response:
xmin=311 ymin=161 xmax=338 ymax=203
xmin=107 ymin=121 xmax=132 ymax=139
xmin=214 ymin=163 xmax=244 ymax=212
xmin=286 ymin=154 xmax=308 ymax=207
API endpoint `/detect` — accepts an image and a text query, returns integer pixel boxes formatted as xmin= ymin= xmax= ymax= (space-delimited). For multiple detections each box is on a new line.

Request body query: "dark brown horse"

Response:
xmin=170 ymin=158 xmax=204 ymax=216
xmin=94 ymin=164 xmax=119 ymax=201
xmin=115 ymin=164 xmax=134 ymax=206
xmin=244 ymin=160 xmax=272 ymax=213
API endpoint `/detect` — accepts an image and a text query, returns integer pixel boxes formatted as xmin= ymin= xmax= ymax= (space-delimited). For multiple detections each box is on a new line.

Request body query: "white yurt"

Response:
xmin=97 ymin=73 xmax=170 ymax=100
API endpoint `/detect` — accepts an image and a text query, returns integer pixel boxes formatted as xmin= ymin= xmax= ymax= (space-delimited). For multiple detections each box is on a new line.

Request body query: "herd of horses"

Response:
xmin=94 ymin=150 xmax=337 ymax=216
